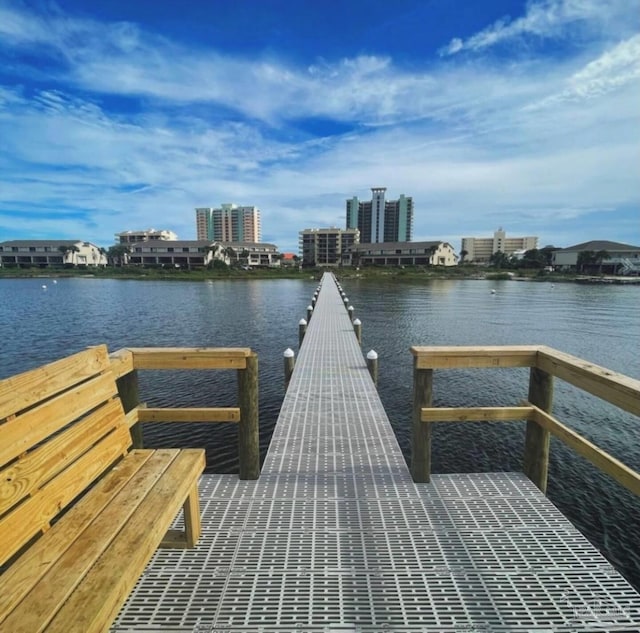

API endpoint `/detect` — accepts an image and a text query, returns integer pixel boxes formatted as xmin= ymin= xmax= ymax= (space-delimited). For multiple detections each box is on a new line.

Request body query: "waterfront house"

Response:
xmin=0 ymin=240 xmax=107 ymax=268
xmin=345 ymin=241 xmax=459 ymax=267
xmin=552 ymin=240 xmax=640 ymax=274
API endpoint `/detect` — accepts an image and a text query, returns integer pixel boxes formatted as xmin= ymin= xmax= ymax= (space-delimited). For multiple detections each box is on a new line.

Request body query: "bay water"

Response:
xmin=1 ymin=276 xmax=638 ymax=590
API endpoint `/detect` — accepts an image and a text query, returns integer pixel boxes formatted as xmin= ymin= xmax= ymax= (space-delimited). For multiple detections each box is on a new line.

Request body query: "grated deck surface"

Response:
xmin=113 ymin=273 xmax=640 ymax=632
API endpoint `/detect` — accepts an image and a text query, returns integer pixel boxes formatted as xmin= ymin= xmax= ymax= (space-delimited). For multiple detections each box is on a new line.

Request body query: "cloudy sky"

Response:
xmin=1 ymin=0 xmax=638 ymax=252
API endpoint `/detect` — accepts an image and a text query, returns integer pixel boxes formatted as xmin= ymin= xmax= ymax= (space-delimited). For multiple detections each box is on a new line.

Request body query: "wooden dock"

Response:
xmin=113 ymin=272 xmax=640 ymax=631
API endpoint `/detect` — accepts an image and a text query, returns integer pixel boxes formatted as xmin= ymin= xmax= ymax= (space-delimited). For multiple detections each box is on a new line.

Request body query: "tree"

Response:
xmin=489 ymin=251 xmax=512 ymax=269
xmin=577 ymin=250 xmax=596 ymax=273
xmin=521 ymin=249 xmax=546 ymax=269
xmin=58 ymin=244 xmax=80 ymax=266
xmin=460 ymin=249 xmax=468 ymax=263
xmin=107 ymin=244 xmax=131 ymax=267
xmin=595 ymin=250 xmax=610 ymax=275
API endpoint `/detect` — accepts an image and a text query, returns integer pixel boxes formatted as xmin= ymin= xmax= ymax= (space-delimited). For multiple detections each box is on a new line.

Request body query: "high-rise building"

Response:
xmin=299 ymin=228 xmax=360 ymax=267
xmin=346 ymin=188 xmax=413 ymax=243
xmin=461 ymin=228 xmax=538 ymax=263
xmin=195 ymin=205 xmax=261 ymax=242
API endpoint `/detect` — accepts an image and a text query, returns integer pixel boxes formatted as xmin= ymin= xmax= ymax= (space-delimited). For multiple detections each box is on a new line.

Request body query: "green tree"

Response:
xmin=459 ymin=249 xmax=468 ymax=263
xmin=577 ymin=250 xmax=596 ymax=273
xmin=107 ymin=244 xmax=131 ymax=267
xmin=595 ymin=250 xmax=610 ymax=274
xmin=489 ymin=251 xmax=512 ymax=269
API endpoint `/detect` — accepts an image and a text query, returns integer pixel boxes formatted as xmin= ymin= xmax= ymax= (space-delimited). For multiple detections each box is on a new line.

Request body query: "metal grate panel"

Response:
xmin=113 ymin=273 xmax=640 ymax=632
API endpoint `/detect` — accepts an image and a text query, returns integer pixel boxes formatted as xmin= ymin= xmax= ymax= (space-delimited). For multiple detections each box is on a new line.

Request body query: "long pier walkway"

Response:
xmin=114 ymin=273 xmax=640 ymax=631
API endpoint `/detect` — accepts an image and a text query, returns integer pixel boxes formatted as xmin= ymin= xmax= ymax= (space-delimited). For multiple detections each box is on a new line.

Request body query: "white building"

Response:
xmin=220 ymin=242 xmax=280 ymax=268
xmin=346 ymin=241 xmax=458 ymax=267
xmin=299 ymin=228 xmax=360 ymax=267
xmin=461 ymin=228 xmax=538 ymax=263
xmin=115 ymin=229 xmax=178 ymax=244
xmin=552 ymin=240 xmax=640 ymax=274
xmin=0 ymin=240 xmax=107 ymax=267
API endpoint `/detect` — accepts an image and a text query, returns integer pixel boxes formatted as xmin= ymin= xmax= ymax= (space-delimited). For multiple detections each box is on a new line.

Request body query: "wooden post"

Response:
xmin=411 ymin=358 xmax=433 ymax=483
xmin=307 ymin=305 xmax=314 ymax=321
xmin=352 ymin=318 xmax=362 ymax=345
xmin=366 ymin=350 xmax=378 ymax=386
xmin=298 ymin=318 xmax=307 ymax=347
xmin=348 ymin=305 xmax=354 ymax=320
xmin=116 ymin=370 xmax=143 ymax=448
xmin=343 ymin=297 xmax=349 ymax=310
xmin=238 ymin=353 xmax=260 ymax=480
xmin=283 ymin=348 xmax=295 ymax=389
xmin=524 ymin=366 xmax=553 ymax=493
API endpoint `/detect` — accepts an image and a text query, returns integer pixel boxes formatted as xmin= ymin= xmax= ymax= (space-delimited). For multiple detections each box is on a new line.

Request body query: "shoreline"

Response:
xmin=1 ymin=267 xmax=639 ymax=284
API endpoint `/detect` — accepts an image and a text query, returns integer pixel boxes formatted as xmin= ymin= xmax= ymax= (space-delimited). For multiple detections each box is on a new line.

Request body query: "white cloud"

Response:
xmin=440 ymin=0 xmax=638 ymax=56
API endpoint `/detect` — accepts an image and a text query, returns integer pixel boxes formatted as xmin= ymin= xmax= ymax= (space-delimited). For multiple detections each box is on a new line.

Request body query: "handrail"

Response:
xmin=411 ymin=345 xmax=640 ymax=494
xmin=110 ymin=347 xmax=259 ymax=480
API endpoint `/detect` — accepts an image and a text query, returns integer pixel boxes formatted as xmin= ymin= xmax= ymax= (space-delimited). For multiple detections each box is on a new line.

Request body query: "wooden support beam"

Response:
xmin=411 ymin=345 xmax=539 ymax=369
xmin=523 ymin=367 xmax=553 ymax=494
xmin=411 ymin=361 xmax=432 ymax=483
xmin=126 ymin=348 xmax=251 ymax=370
xmin=137 ymin=407 xmax=240 ymax=423
xmin=421 ymin=406 xmax=533 ymax=422
xmin=238 ymin=353 xmax=260 ymax=480
xmin=530 ymin=405 xmax=640 ymax=497
xmin=115 ymin=368 xmax=142 ymax=448
xmin=536 ymin=346 xmax=640 ymax=416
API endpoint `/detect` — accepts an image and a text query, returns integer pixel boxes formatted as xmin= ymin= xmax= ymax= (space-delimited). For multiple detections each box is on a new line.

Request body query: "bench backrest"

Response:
xmin=0 ymin=345 xmax=131 ymax=567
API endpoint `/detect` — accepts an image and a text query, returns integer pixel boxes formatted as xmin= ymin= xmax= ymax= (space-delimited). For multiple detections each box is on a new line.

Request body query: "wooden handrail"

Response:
xmin=411 ymin=345 xmax=640 ymax=495
xmin=109 ymin=347 xmax=259 ymax=480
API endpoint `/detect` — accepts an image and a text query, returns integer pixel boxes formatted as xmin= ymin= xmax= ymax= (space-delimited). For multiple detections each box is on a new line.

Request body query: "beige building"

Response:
xmin=299 ymin=228 xmax=360 ymax=267
xmin=196 ymin=205 xmax=261 ymax=242
xmin=552 ymin=240 xmax=640 ymax=274
xmin=461 ymin=228 xmax=538 ymax=263
xmin=115 ymin=229 xmax=178 ymax=244
xmin=221 ymin=242 xmax=280 ymax=268
xmin=346 ymin=241 xmax=458 ymax=267
xmin=0 ymin=240 xmax=107 ymax=267
xmin=127 ymin=240 xmax=217 ymax=268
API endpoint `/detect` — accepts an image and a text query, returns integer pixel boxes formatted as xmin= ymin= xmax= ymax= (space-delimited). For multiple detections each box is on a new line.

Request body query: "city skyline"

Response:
xmin=1 ymin=1 xmax=639 ymax=253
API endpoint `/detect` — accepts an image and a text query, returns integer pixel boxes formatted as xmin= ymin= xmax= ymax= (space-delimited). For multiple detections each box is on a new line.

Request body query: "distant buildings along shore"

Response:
xmin=196 ymin=205 xmax=261 ymax=243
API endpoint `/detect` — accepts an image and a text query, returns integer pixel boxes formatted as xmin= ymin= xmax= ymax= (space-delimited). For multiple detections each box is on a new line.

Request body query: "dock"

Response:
xmin=113 ymin=272 xmax=640 ymax=632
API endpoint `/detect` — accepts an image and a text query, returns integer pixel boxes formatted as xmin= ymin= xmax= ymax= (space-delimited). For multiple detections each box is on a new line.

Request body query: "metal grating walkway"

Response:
xmin=113 ymin=272 xmax=640 ymax=632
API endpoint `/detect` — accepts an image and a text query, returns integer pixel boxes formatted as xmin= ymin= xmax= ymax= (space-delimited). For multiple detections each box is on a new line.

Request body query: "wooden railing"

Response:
xmin=110 ymin=347 xmax=259 ymax=480
xmin=411 ymin=345 xmax=640 ymax=495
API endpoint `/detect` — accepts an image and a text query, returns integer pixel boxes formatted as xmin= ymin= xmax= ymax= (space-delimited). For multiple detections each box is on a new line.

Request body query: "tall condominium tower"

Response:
xmin=195 ymin=205 xmax=262 ymax=242
xmin=346 ymin=188 xmax=413 ymax=243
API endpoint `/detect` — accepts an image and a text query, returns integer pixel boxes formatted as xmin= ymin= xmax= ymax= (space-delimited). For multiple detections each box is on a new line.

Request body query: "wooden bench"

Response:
xmin=0 ymin=345 xmax=205 ymax=633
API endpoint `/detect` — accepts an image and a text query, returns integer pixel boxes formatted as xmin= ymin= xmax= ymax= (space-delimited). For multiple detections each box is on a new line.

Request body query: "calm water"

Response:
xmin=1 ymin=276 xmax=639 ymax=589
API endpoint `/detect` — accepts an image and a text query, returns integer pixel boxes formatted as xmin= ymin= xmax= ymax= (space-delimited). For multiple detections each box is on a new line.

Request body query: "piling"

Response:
xmin=366 ymin=349 xmax=379 ymax=386
xmin=353 ymin=318 xmax=362 ymax=345
xmin=348 ymin=305 xmax=355 ymax=320
xmin=283 ymin=348 xmax=295 ymax=389
xmin=298 ymin=318 xmax=307 ymax=347
xmin=307 ymin=305 xmax=314 ymax=321
xmin=411 ymin=358 xmax=433 ymax=483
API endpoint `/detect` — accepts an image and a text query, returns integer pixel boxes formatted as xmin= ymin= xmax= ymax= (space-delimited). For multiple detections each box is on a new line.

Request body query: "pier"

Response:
xmin=108 ymin=272 xmax=640 ymax=631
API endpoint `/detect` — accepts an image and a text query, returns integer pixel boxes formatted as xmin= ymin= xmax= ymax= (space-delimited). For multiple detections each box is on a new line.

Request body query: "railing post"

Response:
xmin=116 ymin=370 xmax=143 ymax=448
xmin=524 ymin=366 xmax=553 ymax=493
xmin=411 ymin=357 xmax=432 ymax=483
xmin=238 ymin=352 xmax=260 ymax=480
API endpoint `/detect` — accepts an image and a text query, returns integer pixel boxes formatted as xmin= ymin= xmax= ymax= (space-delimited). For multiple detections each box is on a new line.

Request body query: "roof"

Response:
xmin=220 ymin=241 xmax=278 ymax=249
xmin=558 ymin=240 xmax=640 ymax=253
xmin=352 ymin=241 xmax=451 ymax=250
xmin=129 ymin=240 xmax=211 ymax=248
xmin=0 ymin=239 xmax=84 ymax=247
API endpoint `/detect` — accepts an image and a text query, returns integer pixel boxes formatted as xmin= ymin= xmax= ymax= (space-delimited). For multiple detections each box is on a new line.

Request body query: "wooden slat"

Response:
xmin=0 ymin=372 xmax=118 ymax=467
xmin=109 ymin=348 xmax=134 ymax=380
xmin=421 ymin=406 xmax=533 ymax=422
xmin=0 ymin=450 xmax=178 ymax=633
xmin=45 ymin=449 xmax=205 ymax=633
xmin=0 ymin=399 xmax=127 ymax=515
xmin=411 ymin=345 xmax=539 ymax=369
xmin=124 ymin=407 xmax=139 ymax=428
xmin=138 ymin=407 xmax=240 ymax=423
xmin=536 ymin=346 xmax=640 ymax=416
xmin=0 ymin=450 xmax=154 ymax=626
xmin=0 ymin=345 xmax=110 ymax=419
xmin=0 ymin=426 xmax=130 ymax=567
xmin=529 ymin=405 xmax=640 ymax=497
xmin=127 ymin=347 xmax=251 ymax=370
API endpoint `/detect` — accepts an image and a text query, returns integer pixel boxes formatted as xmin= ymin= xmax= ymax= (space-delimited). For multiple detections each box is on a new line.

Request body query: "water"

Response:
xmin=1 ymin=276 xmax=639 ymax=589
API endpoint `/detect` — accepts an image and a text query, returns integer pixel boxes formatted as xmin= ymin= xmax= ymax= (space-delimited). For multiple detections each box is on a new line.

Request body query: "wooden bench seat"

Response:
xmin=0 ymin=345 xmax=205 ymax=632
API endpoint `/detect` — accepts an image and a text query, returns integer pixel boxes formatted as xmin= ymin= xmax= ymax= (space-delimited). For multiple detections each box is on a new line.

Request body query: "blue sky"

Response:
xmin=0 ymin=0 xmax=639 ymax=253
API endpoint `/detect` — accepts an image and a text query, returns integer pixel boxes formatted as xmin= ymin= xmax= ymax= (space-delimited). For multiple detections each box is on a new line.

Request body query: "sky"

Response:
xmin=0 ymin=0 xmax=639 ymax=253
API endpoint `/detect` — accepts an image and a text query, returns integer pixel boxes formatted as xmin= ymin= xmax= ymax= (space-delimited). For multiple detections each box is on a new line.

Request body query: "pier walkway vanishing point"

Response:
xmin=113 ymin=272 xmax=640 ymax=632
